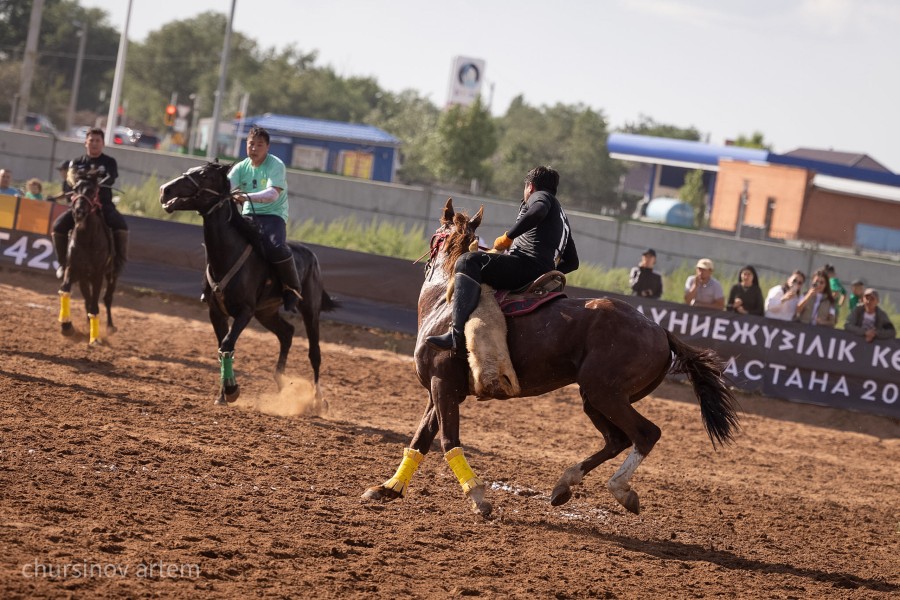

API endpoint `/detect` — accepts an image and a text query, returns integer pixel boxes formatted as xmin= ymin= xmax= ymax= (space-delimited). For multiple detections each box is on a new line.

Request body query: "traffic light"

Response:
xmin=164 ymin=104 xmax=176 ymax=127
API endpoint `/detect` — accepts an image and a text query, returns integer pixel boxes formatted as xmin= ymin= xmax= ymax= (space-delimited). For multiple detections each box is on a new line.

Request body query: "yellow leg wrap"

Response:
xmin=88 ymin=314 xmax=100 ymax=343
xmin=59 ymin=291 xmax=71 ymax=323
xmin=382 ymin=448 xmax=425 ymax=497
xmin=445 ymin=447 xmax=484 ymax=494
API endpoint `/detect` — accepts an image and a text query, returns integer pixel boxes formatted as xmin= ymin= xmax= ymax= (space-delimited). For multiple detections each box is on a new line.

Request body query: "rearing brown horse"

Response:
xmin=363 ymin=199 xmax=739 ymax=516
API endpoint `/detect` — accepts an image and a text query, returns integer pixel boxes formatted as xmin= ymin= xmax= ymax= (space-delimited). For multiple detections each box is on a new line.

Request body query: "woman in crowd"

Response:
xmin=726 ymin=265 xmax=764 ymax=316
xmin=795 ymin=269 xmax=836 ymax=327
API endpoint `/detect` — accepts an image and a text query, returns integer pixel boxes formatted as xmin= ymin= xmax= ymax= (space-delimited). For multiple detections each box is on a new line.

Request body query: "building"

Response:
xmin=235 ymin=114 xmax=401 ymax=183
xmin=608 ymin=133 xmax=900 ymax=252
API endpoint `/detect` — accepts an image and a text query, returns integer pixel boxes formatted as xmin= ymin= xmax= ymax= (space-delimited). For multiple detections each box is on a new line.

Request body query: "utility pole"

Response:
xmin=231 ymin=92 xmax=249 ymax=157
xmin=13 ymin=0 xmax=44 ymax=129
xmin=207 ymin=0 xmax=237 ymax=161
xmin=105 ymin=0 xmax=133 ymax=145
xmin=188 ymin=93 xmax=200 ymax=155
xmin=65 ymin=21 xmax=88 ymax=134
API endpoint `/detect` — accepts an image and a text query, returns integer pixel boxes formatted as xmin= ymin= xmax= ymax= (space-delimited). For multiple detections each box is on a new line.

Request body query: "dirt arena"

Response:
xmin=1 ymin=268 xmax=898 ymax=599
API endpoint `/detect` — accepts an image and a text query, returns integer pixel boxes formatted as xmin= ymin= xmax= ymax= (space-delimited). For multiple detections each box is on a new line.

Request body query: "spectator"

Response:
xmin=0 ymin=168 xmax=22 ymax=196
xmin=684 ymin=258 xmax=724 ymax=310
xmin=795 ymin=269 xmax=836 ymax=327
xmin=24 ymin=178 xmax=43 ymax=200
xmin=844 ymin=288 xmax=897 ymax=342
xmin=765 ymin=270 xmax=806 ymax=321
xmin=847 ymin=279 xmax=865 ymax=312
xmin=823 ymin=264 xmax=846 ymax=319
xmin=726 ymin=265 xmax=764 ymax=316
xmin=57 ymin=160 xmax=73 ymax=195
xmin=630 ymin=248 xmax=663 ymax=298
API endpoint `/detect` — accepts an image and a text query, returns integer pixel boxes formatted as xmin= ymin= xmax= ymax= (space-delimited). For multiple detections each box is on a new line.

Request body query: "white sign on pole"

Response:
xmin=174 ymin=117 xmax=188 ymax=133
xmin=176 ymin=104 xmax=191 ymax=118
xmin=445 ymin=56 xmax=485 ymax=108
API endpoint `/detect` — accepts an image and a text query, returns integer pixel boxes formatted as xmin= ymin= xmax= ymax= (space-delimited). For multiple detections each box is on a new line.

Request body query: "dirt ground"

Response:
xmin=1 ymin=267 xmax=898 ymax=599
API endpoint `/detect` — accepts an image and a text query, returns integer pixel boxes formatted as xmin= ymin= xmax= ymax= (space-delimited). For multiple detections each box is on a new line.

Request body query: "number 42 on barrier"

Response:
xmin=0 ymin=232 xmax=58 ymax=271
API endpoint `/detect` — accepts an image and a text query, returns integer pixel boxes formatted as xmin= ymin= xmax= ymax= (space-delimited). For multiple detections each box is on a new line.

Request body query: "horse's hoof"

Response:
xmin=615 ymin=490 xmax=640 ymax=515
xmin=61 ymin=322 xmax=74 ymax=336
xmin=107 ymin=325 xmax=118 ymax=335
xmin=550 ymin=485 xmax=572 ymax=507
xmin=223 ymin=384 xmax=240 ymax=404
xmin=362 ymin=485 xmax=401 ymax=502
xmin=214 ymin=396 xmax=227 ymax=406
xmin=469 ymin=497 xmax=493 ymax=517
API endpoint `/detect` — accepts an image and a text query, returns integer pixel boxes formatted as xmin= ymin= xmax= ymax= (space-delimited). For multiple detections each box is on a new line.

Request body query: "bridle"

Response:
xmin=176 ymin=168 xmax=237 ymax=216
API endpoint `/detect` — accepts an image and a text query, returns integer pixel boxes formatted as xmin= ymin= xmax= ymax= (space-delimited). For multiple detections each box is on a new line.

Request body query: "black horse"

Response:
xmin=159 ymin=162 xmax=337 ymax=408
xmin=58 ymin=169 xmax=118 ymax=345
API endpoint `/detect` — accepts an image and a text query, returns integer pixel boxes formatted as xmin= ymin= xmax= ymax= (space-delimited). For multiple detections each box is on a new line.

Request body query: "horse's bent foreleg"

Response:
xmin=255 ymin=310 xmax=294 ymax=391
xmin=215 ymin=310 xmax=253 ymax=405
xmin=551 ymin=392 xmax=632 ymax=507
xmin=362 ymin=394 xmax=440 ymax=503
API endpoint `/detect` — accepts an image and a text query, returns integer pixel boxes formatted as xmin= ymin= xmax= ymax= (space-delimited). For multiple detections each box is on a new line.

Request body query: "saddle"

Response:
xmin=494 ymin=271 xmax=567 ymax=317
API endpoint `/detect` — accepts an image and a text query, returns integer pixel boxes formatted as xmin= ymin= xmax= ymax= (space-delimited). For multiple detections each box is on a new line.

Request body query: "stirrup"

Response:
xmin=425 ymin=331 xmax=465 ymax=355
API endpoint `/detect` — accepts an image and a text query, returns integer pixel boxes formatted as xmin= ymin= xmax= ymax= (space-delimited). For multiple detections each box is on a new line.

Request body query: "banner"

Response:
xmin=446 ymin=56 xmax=485 ymax=107
xmin=607 ymin=293 xmax=899 ymax=418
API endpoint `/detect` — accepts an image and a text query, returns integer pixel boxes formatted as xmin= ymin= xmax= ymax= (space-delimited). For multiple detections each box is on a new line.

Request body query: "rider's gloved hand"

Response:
xmin=493 ymin=232 xmax=513 ymax=251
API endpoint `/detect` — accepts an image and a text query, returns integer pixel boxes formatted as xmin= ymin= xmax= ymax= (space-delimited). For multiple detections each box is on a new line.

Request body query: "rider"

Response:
xmin=228 ymin=125 xmax=303 ymax=319
xmin=426 ymin=165 xmax=579 ymax=354
xmin=52 ymin=127 xmax=128 ymax=278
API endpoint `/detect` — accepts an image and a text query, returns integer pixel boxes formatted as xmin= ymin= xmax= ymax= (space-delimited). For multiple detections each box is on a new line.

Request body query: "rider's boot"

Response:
xmin=274 ymin=257 xmax=303 ymax=320
xmin=113 ymin=229 xmax=128 ymax=274
xmin=425 ymin=273 xmax=481 ymax=355
xmin=52 ymin=232 xmax=68 ymax=279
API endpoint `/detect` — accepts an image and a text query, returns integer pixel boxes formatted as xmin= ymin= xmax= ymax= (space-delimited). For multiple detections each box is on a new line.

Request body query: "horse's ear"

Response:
xmin=441 ymin=197 xmax=455 ymax=224
xmin=470 ymin=205 xmax=484 ymax=230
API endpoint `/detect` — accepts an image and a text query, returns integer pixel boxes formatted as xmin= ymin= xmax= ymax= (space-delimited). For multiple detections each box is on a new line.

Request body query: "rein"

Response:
xmin=186 ymin=169 xmax=254 ymax=315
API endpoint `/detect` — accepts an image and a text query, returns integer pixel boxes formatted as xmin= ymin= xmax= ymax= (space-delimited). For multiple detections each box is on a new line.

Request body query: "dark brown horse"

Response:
xmin=58 ymin=169 xmax=118 ymax=345
xmin=363 ymin=199 xmax=739 ymax=516
xmin=159 ymin=162 xmax=337 ymax=408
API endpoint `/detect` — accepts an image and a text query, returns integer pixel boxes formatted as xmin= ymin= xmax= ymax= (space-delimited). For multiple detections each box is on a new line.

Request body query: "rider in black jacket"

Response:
xmin=426 ymin=165 xmax=579 ymax=354
xmin=51 ymin=127 xmax=129 ymax=277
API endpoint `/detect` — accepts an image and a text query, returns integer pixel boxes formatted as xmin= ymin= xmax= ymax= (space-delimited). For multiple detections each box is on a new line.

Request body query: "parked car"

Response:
xmin=0 ymin=113 xmax=59 ymax=135
xmin=134 ymin=132 xmax=160 ymax=150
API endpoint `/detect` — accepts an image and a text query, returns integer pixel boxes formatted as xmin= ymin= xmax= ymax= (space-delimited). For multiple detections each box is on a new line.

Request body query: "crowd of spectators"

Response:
xmin=0 ymin=167 xmax=56 ymax=202
xmin=629 ymin=249 xmax=895 ymax=340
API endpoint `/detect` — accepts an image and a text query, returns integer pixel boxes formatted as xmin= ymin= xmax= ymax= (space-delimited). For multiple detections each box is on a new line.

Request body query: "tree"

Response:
xmin=0 ymin=0 xmax=119 ymax=130
xmin=621 ymin=114 xmax=702 ymax=141
xmin=366 ymin=89 xmax=440 ymax=185
xmin=731 ymin=131 xmax=770 ymax=150
xmin=679 ymin=168 xmax=707 ymax=228
xmin=424 ymin=95 xmax=497 ymax=188
xmin=490 ymin=97 xmax=623 ymax=213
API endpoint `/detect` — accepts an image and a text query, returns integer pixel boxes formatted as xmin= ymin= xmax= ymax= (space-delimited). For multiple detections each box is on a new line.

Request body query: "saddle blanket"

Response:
xmin=494 ymin=290 xmax=566 ymax=317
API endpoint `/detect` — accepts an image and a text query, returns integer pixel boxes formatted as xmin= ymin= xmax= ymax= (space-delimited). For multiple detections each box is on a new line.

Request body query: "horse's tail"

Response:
xmin=321 ymin=290 xmax=339 ymax=312
xmin=666 ymin=330 xmax=740 ymax=449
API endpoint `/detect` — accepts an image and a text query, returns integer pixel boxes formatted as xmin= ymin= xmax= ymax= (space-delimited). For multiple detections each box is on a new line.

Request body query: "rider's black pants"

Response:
xmin=52 ymin=203 xmax=128 ymax=235
xmin=247 ymin=214 xmax=292 ymax=262
xmin=454 ymin=251 xmax=545 ymax=291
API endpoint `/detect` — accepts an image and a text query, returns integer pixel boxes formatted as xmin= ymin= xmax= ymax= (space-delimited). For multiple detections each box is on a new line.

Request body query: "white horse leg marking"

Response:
xmin=607 ymin=445 xmax=644 ymax=506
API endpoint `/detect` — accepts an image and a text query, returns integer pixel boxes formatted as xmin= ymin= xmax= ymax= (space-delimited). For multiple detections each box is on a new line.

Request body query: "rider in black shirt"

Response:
xmin=426 ymin=165 xmax=579 ymax=354
xmin=52 ymin=128 xmax=129 ymax=277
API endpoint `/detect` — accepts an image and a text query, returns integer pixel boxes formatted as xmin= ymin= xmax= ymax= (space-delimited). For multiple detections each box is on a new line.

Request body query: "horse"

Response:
xmin=363 ymin=198 xmax=739 ymax=516
xmin=158 ymin=162 xmax=338 ymax=408
xmin=58 ymin=169 xmax=118 ymax=345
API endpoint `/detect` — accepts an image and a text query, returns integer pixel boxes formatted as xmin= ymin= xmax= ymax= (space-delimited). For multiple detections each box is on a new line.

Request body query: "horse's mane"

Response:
xmin=441 ymin=212 xmax=476 ymax=278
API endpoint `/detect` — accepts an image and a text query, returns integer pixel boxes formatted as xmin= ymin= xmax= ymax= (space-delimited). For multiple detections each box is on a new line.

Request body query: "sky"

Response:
xmin=79 ymin=0 xmax=900 ymax=172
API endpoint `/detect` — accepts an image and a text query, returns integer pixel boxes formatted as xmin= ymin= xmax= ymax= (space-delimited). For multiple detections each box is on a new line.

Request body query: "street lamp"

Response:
xmin=65 ymin=20 xmax=88 ymax=135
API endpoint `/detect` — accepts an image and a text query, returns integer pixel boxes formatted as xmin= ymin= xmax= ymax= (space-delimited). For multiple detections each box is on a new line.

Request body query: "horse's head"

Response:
xmin=70 ymin=171 xmax=102 ymax=226
xmin=425 ymin=198 xmax=483 ymax=280
xmin=159 ymin=162 xmax=232 ymax=214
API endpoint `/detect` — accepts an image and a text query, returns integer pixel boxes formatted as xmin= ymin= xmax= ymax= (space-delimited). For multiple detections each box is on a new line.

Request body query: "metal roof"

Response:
xmin=239 ymin=114 xmax=400 ymax=147
xmin=608 ymin=132 xmax=900 ymax=188
xmin=607 ymin=133 xmax=769 ymax=170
